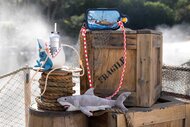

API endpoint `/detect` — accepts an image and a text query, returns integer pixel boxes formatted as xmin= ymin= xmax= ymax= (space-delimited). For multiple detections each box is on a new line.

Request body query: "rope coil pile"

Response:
xmin=36 ymin=70 xmax=75 ymax=111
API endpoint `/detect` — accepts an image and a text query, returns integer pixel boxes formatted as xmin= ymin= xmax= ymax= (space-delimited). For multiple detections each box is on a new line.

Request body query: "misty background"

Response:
xmin=0 ymin=1 xmax=190 ymax=127
xmin=0 ymin=0 xmax=190 ymax=75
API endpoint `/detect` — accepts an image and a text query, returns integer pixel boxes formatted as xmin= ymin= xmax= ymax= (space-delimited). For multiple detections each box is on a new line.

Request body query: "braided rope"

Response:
xmin=35 ymin=97 xmax=66 ymax=111
xmin=39 ymin=79 xmax=74 ymax=87
xmin=42 ymin=71 xmax=71 ymax=76
xmin=41 ymin=94 xmax=68 ymax=100
xmin=36 ymin=70 xmax=75 ymax=110
xmin=81 ymin=27 xmax=93 ymax=88
xmin=40 ymin=86 xmax=74 ymax=93
xmin=106 ymin=21 xmax=127 ymax=99
xmin=41 ymin=74 xmax=72 ymax=82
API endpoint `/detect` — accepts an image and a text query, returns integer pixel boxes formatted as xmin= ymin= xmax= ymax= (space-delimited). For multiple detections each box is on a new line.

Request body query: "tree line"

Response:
xmin=10 ymin=0 xmax=190 ymax=37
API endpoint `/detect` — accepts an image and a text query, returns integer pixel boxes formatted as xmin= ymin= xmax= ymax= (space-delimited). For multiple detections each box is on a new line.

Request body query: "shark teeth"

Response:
xmin=64 ymin=105 xmax=70 ymax=109
xmin=51 ymin=48 xmax=61 ymax=58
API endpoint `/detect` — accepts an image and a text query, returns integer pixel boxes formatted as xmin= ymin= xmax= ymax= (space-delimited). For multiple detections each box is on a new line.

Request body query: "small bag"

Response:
xmin=85 ymin=8 xmax=127 ymax=30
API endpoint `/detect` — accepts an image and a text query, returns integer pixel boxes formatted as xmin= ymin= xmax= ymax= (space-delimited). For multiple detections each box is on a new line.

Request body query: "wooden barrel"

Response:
xmin=29 ymin=104 xmax=88 ymax=127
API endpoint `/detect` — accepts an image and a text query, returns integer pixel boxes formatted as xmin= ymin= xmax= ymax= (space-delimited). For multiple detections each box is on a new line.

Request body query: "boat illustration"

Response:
xmin=95 ymin=19 xmax=115 ymax=26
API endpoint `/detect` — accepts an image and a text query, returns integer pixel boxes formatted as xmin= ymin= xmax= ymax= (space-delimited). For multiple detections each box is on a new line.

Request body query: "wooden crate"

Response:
xmin=89 ymin=96 xmax=190 ymax=127
xmin=80 ymin=29 xmax=163 ymax=107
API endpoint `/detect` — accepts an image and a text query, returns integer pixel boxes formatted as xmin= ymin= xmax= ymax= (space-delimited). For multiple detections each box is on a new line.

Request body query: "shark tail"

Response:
xmin=115 ymin=92 xmax=131 ymax=112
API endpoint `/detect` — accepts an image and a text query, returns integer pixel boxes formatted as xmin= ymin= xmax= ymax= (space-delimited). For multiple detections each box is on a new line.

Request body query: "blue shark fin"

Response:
xmin=84 ymin=88 xmax=95 ymax=95
xmin=37 ymin=39 xmax=42 ymax=49
xmin=34 ymin=60 xmax=41 ymax=67
xmin=43 ymin=65 xmax=51 ymax=71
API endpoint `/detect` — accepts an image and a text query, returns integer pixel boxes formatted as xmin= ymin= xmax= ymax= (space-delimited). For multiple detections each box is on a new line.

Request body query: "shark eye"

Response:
xmin=40 ymin=52 xmax=45 ymax=57
xmin=64 ymin=98 xmax=67 ymax=100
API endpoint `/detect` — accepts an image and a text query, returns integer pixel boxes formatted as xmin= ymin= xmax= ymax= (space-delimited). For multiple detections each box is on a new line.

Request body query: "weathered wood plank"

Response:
xmin=136 ymin=34 xmax=152 ymax=106
xmin=29 ymin=105 xmax=88 ymax=127
xmin=64 ymin=113 xmax=88 ymax=127
xmin=93 ymin=48 xmax=136 ymax=92
xmin=113 ymin=96 xmax=188 ymax=127
xmin=52 ymin=117 xmax=65 ymax=127
xmin=117 ymin=113 xmax=127 ymax=127
xmin=132 ymin=104 xmax=186 ymax=126
xmin=185 ymin=103 xmax=190 ymax=127
xmin=42 ymin=117 xmax=53 ymax=127
xmin=150 ymin=34 xmax=162 ymax=105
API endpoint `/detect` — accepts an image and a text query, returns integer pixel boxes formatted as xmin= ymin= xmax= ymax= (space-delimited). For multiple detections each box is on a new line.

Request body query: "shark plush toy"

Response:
xmin=57 ymin=88 xmax=131 ymax=117
xmin=34 ymin=39 xmax=65 ymax=71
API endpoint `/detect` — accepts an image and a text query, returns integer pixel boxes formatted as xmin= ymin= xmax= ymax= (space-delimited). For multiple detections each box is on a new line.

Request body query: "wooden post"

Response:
xmin=24 ymin=65 xmax=31 ymax=127
xmin=185 ymin=103 xmax=190 ymax=127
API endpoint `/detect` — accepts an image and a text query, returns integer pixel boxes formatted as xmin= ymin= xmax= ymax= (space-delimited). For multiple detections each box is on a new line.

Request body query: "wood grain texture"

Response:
xmin=80 ymin=30 xmax=162 ymax=107
xmin=136 ymin=34 xmax=152 ymax=106
xmin=113 ymin=96 xmax=190 ymax=127
xmin=89 ymin=112 xmax=117 ymax=127
xmin=28 ymin=105 xmax=88 ymax=127
xmin=24 ymin=67 xmax=31 ymax=127
xmin=185 ymin=104 xmax=190 ymax=127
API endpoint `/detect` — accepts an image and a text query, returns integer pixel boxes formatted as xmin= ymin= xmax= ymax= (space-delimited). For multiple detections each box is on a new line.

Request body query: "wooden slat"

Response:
xmin=52 ymin=117 xmax=65 ymax=127
xmin=93 ymin=48 xmax=137 ymax=92
xmin=142 ymin=119 xmax=184 ymax=127
xmin=117 ymin=114 xmax=185 ymax=127
xmin=42 ymin=117 xmax=53 ymax=127
xmin=64 ymin=113 xmax=88 ymax=127
xmin=88 ymin=97 xmax=188 ymax=127
xmin=93 ymin=44 xmax=137 ymax=50
xmin=150 ymin=34 xmax=162 ymax=105
xmin=92 ymin=33 xmax=137 ymax=49
xmin=132 ymin=105 xmax=186 ymax=126
xmin=170 ymin=119 xmax=184 ymax=127
xmin=89 ymin=112 xmax=109 ymax=127
xmin=29 ymin=105 xmax=88 ymax=127
xmin=90 ymin=30 xmax=137 ymax=34
xmin=185 ymin=103 xmax=190 ymax=127
xmin=30 ymin=115 xmax=43 ymax=127
xmin=108 ymin=112 xmax=117 ymax=127
xmin=117 ymin=113 xmax=127 ymax=127
xmin=24 ymin=66 xmax=31 ymax=127
xmin=115 ymin=98 xmax=186 ymax=127
xmin=136 ymin=34 xmax=152 ymax=106
xmin=152 ymin=35 xmax=162 ymax=48
xmin=137 ymin=29 xmax=162 ymax=35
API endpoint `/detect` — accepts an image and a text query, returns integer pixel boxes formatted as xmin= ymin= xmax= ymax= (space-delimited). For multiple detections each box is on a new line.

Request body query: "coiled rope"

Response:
xmin=28 ymin=44 xmax=84 ymax=97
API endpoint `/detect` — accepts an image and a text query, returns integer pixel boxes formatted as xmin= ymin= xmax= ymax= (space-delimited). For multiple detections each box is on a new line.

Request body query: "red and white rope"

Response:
xmin=106 ymin=21 xmax=127 ymax=99
xmin=81 ymin=21 xmax=127 ymax=98
xmin=81 ymin=28 xmax=93 ymax=88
